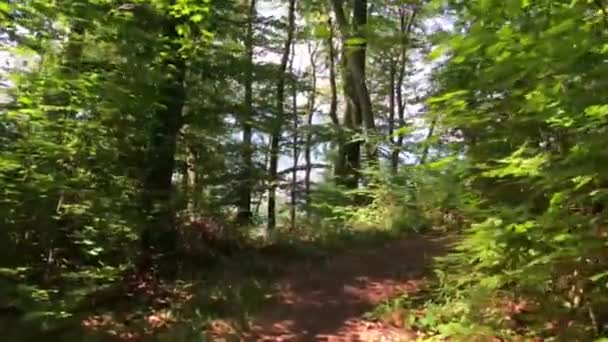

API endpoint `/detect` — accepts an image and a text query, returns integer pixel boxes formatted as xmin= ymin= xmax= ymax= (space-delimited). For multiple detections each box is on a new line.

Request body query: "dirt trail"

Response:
xmin=218 ymin=234 xmax=453 ymax=341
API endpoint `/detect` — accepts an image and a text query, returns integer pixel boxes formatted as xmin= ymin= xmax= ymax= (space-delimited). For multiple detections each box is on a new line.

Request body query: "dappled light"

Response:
xmin=2 ymin=0 xmax=608 ymax=340
xmin=234 ymin=235 xmax=449 ymax=341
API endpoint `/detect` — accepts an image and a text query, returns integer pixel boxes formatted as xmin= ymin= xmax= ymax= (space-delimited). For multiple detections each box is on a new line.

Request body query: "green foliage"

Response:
xmin=9 ymin=0 xmax=608 ymax=339
xmin=0 ymin=0 xmax=221 ymax=336
xmin=407 ymin=0 xmax=608 ymax=339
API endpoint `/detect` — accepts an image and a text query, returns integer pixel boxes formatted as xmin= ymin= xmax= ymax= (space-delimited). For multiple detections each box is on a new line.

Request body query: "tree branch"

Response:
xmin=278 ymin=163 xmax=330 ymax=176
xmin=329 ymin=0 xmax=349 ymax=36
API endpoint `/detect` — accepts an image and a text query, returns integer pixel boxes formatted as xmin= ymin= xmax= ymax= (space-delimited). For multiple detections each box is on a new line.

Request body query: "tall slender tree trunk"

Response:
xmin=255 ymin=139 xmax=271 ymax=216
xmin=268 ymin=0 xmax=296 ymax=232
xmin=326 ymin=16 xmax=347 ymax=183
xmin=290 ymin=43 xmax=298 ymax=231
xmin=394 ymin=6 xmax=417 ymax=171
xmin=389 ymin=60 xmax=398 ymax=172
xmin=327 ymin=19 xmax=339 ymax=127
xmin=194 ymin=150 xmax=205 ymax=211
xmin=304 ymin=42 xmax=318 ymax=215
xmin=237 ymin=0 xmax=256 ymax=225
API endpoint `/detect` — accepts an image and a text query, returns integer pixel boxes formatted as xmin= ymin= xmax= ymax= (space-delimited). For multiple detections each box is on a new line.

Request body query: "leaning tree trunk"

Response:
xmin=268 ymin=0 xmax=296 ymax=232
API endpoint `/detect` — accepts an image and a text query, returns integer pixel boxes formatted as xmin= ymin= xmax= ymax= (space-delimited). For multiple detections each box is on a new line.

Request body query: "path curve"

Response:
xmin=216 ymin=234 xmax=452 ymax=341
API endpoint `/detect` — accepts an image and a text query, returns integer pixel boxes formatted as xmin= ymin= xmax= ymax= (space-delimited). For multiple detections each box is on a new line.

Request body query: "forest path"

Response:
xmin=214 ymin=233 xmax=454 ymax=341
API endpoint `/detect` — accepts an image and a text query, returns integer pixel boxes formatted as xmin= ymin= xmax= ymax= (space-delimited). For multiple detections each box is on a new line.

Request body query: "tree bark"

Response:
xmin=325 ymin=16 xmax=350 ymax=185
xmin=290 ymin=42 xmax=298 ymax=231
xmin=420 ymin=115 xmax=438 ymax=165
xmin=389 ymin=59 xmax=398 ymax=172
xmin=393 ymin=6 xmax=417 ymax=171
xmin=331 ymin=0 xmax=374 ymax=133
xmin=326 ymin=17 xmax=357 ymax=188
xmin=338 ymin=53 xmax=362 ymax=189
xmin=268 ymin=0 xmax=296 ymax=232
xmin=304 ymin=42 xmax=318 ymax=215
xmin=140 ymin=18 xmax=185 ymax=259
xmin=185 ymin=146 xmax=197 ymax=215
xmin=327 ymin=19 xmax=339 ymax=127
xmin=237 ymin=0 xmax=256 ymax=225
xmin=351 ymin=0 xmax=374 ymax=133
xmin=330 ymin=0 xmax=373 ymax=187
xmin=254 ymin=139 xmax=271 ymax=216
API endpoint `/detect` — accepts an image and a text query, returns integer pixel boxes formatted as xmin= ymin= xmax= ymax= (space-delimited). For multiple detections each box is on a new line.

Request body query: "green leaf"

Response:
xmin=585 ymin=105 xmax=608 ymax=121
xmin=553 ymin=233 xmax=571 ymax=242
xmin=190 ymin=14 xmax=203 ymax=23
xmin=479 ymin=0 xmax=493 ymax=12
xmin=482 ymin=146 xmax=548 ymax=178
xmin=545 ymin=19 xmax=575 ymax=36
xmin=0 ymin=2 xmax=10 ymax=15
xmin=428 ymin=44 xmax=448 ymax=60
xmin=590 ymin=271 xmax=608 ymax=282
xmin=19 ymin=96 xmax=33 ymax=106
xmin=345 ymin=37 xmax=366 ymax=46
xmin=427 ymin=90 xmax=468 ymax=104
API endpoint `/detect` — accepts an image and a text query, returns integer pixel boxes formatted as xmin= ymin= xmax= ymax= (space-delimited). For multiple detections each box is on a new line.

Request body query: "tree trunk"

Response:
xmin=255 ymin=139 xmax=271 ymax=216
xmin=389 ymin=60 xmax=398 ymax=172
xmin=331 ymin=0 xmax=374 ymax=132
xmin=330 ymin=0 xmax=372 ymax=187
xmin=140 ymin=19 xmax=185 ymax=259
xmin=268 ymin=0 xmax=296 ymax=232
xmin=325 ymin=17 xmax=351 ymax=185
xmin=185 ymin=146 xmax=197 ymax=215
xmin=290 ymin=42 xmax=298 ymax=231
xmin=351 ymin=0 xmax=374 ymax=134
xmin=237 ymin=0 xmax=256 ymax=225
xmin=420 ymin=115 xmax=438 ymax=165
xmin=338 ymin=53 xmax=362 ymax=189
xmin=304 ymin=42 xmax=318 ymax=215
xmin=394 ymin=6 xmax=417 ymax=171
xmin=327 ymin=18 xmax=339 ymax=127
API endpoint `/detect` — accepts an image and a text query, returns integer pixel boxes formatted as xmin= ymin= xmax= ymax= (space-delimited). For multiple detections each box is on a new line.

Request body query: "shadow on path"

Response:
xmin=219 ymin=233 xmax=454 ymax=341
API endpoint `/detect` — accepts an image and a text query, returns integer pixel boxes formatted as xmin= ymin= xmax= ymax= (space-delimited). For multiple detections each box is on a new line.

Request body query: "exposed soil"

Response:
xmin=214 ymin=233 xmax=454 ymax=341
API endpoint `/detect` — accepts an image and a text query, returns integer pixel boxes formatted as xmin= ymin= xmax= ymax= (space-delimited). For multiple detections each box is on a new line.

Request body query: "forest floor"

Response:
xmin=210 ymin=232 xmax=455 ymax=341
xmin=69 ymin=231 xmax=456 ymax=342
